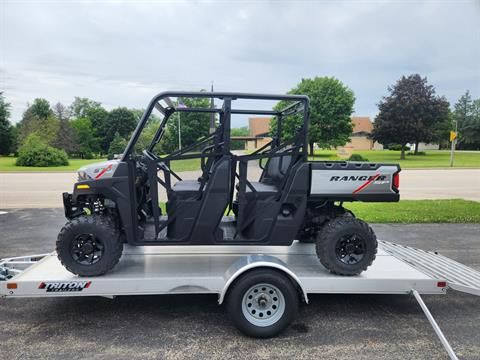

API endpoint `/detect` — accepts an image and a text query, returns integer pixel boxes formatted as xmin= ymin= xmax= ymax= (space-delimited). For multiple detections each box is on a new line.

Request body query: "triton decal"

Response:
xmin=38 ymin=281 xmax=91 ymax=292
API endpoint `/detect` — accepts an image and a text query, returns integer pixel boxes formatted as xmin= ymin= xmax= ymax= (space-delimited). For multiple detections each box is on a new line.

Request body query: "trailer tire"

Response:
xmin=226 ymin=269 xmax=299 ymax=338
xmin=316 ymin=216 xmax=377 ymax=276
xmin=56 ymin=215 xmax=123 ymax=276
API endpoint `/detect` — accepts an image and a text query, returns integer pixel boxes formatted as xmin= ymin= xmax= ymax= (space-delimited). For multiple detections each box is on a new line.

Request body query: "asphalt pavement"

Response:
xmin=0 ymin=209 xmax=479 ymax=359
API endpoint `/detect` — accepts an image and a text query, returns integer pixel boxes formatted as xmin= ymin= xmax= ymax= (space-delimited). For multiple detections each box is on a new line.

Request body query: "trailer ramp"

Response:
xmin=380 ymin=240 xmax=480 ymax=360
xmin=380 ymin=240 xmax=480 ymax=296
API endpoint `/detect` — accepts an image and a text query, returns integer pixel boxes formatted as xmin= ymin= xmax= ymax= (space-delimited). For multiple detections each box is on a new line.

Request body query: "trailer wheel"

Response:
xmin=56 ymin=215 xmax=123 ymax=276
xmin=226 ymin=269 xmax=299 ymax=338
xmin=316 ymin=216 xmax=377 ymax=276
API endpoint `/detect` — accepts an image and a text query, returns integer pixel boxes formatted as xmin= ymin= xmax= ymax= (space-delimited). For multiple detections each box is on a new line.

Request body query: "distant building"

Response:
xmin=343 ymin=116 xmax=380 ymax=150
xmin=231 ymin=117 xmax=272 ymax=151
xmin=239 ymin=116 xmax=388 ymax=152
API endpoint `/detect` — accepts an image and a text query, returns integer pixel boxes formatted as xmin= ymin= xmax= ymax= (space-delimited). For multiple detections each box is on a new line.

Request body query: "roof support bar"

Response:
xmin=411 ymin=290 xmax=458 ymax=360
xmin=163 ymin=97 xmax=174 ymax=108
xmin=154 ymin=102 xmax=166 ymax=115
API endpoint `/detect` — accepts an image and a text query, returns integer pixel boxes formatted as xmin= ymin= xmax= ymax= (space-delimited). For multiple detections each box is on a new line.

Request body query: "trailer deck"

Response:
xmin=1 ymin=240 xmax=480 ymax=359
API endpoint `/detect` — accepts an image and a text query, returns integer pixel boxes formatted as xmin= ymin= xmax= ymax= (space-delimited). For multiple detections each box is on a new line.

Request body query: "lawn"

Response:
xmin=157 ymin=199 xmax=479 ymax=223
xmin=345 ymin=199 xmax=480 ymax=223
xmin=1 ymin=150 xmax=479 ymax=172
xmin=0 ymin=157 xmax=108 ymax=172
xmin=310 ymin=150 xmax=480 ymax=168
xmin=0 ymin=156 xmax=201 ymax=172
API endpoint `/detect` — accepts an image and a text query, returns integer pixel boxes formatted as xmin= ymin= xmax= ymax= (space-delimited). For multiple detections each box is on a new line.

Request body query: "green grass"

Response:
xmin=0 ymin=157 xmax=108 ymax=172
xmin=310 ymin=150 xmax=480 ymax=168
xmin=0 ymin=156 xmax=201 ymax=172
xmin=168 ymin=158 xmax=201 ymax=173
xmin=345 ymin=199 xmax=480 ymax=223
xmin=2 ymin=149 xmax=479 ymax=172
xmin=157 ymin=199 xmax=479 ymax=223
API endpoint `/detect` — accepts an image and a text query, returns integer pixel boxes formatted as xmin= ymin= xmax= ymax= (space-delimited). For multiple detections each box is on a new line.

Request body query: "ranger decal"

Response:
xmin=329 ymin=175 xmax=387 ymax=182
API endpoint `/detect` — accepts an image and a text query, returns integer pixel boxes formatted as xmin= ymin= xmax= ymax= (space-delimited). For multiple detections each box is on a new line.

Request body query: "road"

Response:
xmin=0 ymin=209 xmax=479 ymax=359
xmin=1 ymin=168 xmax=479 ymax=208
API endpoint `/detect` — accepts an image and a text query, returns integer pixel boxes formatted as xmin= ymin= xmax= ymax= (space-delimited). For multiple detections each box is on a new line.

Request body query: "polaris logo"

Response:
xmin=38 ymin=281 xmax=91 ymax=292
xmin=330 ymin=175 xmax=387 ymax=182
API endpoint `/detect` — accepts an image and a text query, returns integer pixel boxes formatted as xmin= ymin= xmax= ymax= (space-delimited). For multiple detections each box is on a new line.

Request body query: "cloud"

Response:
xmin=1 ymin=0 xmax=479 ymax=127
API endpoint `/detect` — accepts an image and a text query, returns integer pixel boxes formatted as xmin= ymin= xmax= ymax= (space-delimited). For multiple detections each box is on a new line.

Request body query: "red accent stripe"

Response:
xmin=352 ymin=173 xmax=380 ymax=194
xmin=38 ymin=282 xmax=46 ymax=289
xmin=95 ymin=164 xmax=112 ymax=180
xmin=85 ymin=281 xmax=92 ymax=288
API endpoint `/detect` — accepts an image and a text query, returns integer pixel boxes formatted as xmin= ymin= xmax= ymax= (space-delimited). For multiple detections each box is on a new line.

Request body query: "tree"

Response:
xmin=231 ymin=126 xmax=249 ymax=150
xmin=453 ymin=91 xmax=480 ymax=149
xmin=18 ymin=99 xmax=59 ymax=146
xmin=108 ymin=132 xmax=128 ymax=160
xmin=29 ymin=98 xmax=53 ymax=120
xmin=70 ymin=97 xmax=102 ymax=119
xmin=158 ymin=97 xmax=211 ymax=153
xmin=51 ymin=102 xmax=76 ymax=155
xmin=271 ymin=77 xmax=355 ymax=156
xmin=100 ymin=108 xmax=137 ymax=152
xmin=71 ymin=118 xmax=98 ymax=158
xmin=53 ymin=102 xmax=71 ymax=121
xmin=469 ymin=99 xmax=480 ymax=148
xmin=372 ymin=74 xmax=450 ymax=159
xmin=0 ymin=92 xmax=13 ymax=155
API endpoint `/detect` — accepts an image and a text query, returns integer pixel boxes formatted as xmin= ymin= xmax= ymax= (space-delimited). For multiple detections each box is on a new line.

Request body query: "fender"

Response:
xmin=218 ymin=254 xmax=308 ymax=304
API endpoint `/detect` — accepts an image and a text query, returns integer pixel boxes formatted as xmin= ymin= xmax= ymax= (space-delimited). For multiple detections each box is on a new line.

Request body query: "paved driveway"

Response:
xmin=1 ymin=168 xmax=479 ymax=208
xmin=0 ymin=209 xmax=479 ymax=359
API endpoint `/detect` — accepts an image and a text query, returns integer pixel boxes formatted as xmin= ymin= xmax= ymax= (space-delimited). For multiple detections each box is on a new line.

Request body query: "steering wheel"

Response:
xmin=142 ymin=150 xmax=170 ymax=172
xmin=142 ymin=149 xmax=160 ymax=161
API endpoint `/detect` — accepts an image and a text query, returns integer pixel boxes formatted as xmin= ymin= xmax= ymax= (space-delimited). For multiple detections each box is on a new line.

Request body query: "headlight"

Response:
xmin=78 ymin=171 xmax=92 ymax=181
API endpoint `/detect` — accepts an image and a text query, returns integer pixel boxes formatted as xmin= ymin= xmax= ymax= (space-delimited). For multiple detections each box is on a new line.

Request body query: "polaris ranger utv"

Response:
xmin=57 ymin=92 xmax=400 ymax=278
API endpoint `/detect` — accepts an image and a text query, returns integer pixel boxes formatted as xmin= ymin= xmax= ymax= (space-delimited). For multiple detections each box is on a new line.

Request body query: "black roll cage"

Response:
xmin=122 ymin=91 xmax=310 ymax=161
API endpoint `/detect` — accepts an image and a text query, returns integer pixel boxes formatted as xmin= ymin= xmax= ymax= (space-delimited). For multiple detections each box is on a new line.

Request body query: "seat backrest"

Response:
xmin=261 ymin=154 xmax=292 ymax=187
xmin=198 ymin=125 xmax=225 ymax=183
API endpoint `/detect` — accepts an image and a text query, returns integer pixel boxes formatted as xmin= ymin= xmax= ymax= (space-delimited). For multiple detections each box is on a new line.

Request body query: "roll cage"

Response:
xmin=116 ymin=91 xmax=311 ymax=245
xmin=122 ymin=91 xmax=310 ymax=162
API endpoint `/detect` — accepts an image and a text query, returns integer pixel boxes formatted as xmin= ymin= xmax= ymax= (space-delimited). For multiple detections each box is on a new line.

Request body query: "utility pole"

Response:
xmin=178 ymin=111 xmax=182 ymax=150
xmin=209 ymin=81 xmax=216 ymax=134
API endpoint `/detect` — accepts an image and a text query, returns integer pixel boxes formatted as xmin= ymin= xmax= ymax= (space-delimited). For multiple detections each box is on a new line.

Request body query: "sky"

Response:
xmin=1 ymin=0 xmax=480 ymax=127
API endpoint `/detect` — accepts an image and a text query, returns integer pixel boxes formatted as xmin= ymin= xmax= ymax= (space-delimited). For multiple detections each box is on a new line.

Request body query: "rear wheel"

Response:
xmin=226 ymin=269 xmax=299 ymax=338
xmin=316 ymin=216 xmax=377 ymax=276
xmin=56 ymin=215 xmax=123 ymax=276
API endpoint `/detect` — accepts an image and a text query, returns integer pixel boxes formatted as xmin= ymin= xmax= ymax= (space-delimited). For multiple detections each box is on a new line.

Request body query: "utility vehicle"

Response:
xmin=57 ymin=92 xmax=400 ymax=278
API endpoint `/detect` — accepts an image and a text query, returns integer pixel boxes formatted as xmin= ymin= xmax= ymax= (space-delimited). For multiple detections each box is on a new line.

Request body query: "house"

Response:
xmin=344 ymin=116 xmax=378 ymax=150
xmin=240 ymin=116 xmax=383 ymax=152
xmin=233 ymin=117 xmax=272 ymax=151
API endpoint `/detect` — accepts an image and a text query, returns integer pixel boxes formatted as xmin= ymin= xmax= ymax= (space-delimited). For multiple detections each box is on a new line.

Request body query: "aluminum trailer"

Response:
xmin=2 ymin=240 xmax=480 ymax=359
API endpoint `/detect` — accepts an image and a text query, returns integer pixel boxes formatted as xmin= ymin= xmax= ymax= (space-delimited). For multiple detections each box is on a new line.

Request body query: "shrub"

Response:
xmin=386 ymin=144 xmax=403 ymax=151
xmin=16 ymin=134 xmax=69 ymax=167
xmin=348 ymin=153 xmax=369 ymax=162
xmin=408 ymin=151 xmax=427 ymax=156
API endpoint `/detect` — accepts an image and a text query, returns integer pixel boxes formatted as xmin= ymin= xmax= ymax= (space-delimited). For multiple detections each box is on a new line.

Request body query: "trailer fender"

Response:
xmin=218 ymin=254 xmax=308 ymax=304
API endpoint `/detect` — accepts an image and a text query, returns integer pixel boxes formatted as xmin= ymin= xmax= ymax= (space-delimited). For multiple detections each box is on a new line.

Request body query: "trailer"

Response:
xmin=1 ymin=240 xmax=480 ymax=358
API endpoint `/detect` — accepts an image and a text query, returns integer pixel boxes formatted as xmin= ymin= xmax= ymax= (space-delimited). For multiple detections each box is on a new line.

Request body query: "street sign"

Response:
xmin=450 ymin=131 xmax=457 ymax=142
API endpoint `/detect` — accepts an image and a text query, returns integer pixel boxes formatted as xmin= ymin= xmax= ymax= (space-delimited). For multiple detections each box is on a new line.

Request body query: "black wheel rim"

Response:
xmin=335 ymin=234 xmax=366 ymax=265
xmin=70 ymin=233 xmax=105 ymax=265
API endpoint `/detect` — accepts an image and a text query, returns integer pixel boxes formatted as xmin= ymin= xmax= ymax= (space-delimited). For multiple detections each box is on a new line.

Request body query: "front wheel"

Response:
xmin=316 ymin=216 xmax=377 ymax=276
xmin=226 ymin=269 xmax=299 ymax=338
xmin=56 ymin=215 xmax=123 ymax=276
